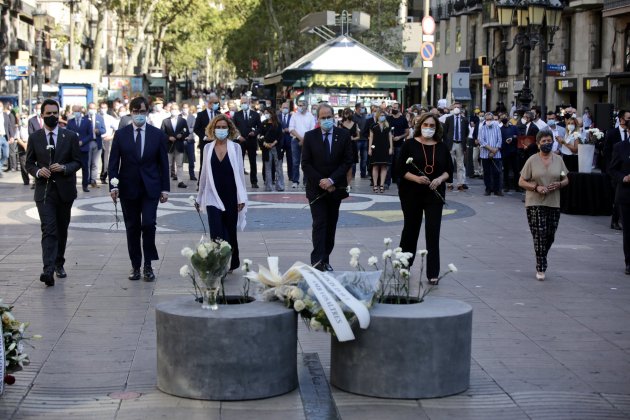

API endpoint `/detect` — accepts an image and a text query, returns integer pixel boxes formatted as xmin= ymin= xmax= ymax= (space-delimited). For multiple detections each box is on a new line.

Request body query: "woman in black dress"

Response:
xmin=398 ymin=113 xmax=453 ymax=284
xmin=368 ymin=109 xmax=393 ymax=193
xmin=196 ymin=115 xmax=248 ymax=271
xmin=338 ymin=107 xmax=360 ymax=189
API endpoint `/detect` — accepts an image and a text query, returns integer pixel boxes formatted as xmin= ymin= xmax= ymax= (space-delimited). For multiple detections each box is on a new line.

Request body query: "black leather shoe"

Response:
xmin=40 ymin=272 xmax=54 ymax=286
xmin=82 ymin=187 xmax=90 ymax=192
xmin=55 ymin=266 xmax=67 ymax=278
xmin=128 ymin=268 xmax=141 ymax=280
xmin=143 ymin=266 xmax=155 ymax=282
xmin=190 ymin=175 xmax=197 ymax=181
xmin=323 ymin=263 xmax=334 ymax=271
xmin=252 ymin=183 xmax=259 ymax=188
xmin=484 ymin=190 xmax=491 ymax=196
xmin=611 ymin=222 xmax=622 ymax=231
xmin=462 ymin=184 xmax=469 ymax=190
xmin=177 ymin=182 xmax=187 ymax=188
xmin=495 ymin=191 xmax=504 ymax=197
xmin=312 ymin=261 xmax=326 ymax=272
xmin=626 ymin=265 xmax=630 ymax=275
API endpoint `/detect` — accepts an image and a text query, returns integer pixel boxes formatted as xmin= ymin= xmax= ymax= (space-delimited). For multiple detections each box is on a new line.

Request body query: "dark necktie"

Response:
xmin=454 ymin=117 xmax=459 ymax=142
xmin=324 ymin=132 xmax=331 ymax=159
xmin=244 ymin=111 xmax=248 ymax=122
xmin=136 ymin=128 xmax=142 ymax=159
xmin=48 ymin=132 xmax=55 ymax=162
xmin=624 ymin=130 xmax=628 ymax=142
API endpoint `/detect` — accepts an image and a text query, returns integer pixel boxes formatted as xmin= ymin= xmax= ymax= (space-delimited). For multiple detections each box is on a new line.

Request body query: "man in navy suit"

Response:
xmin=66 ymin=105 xmax=93 ymax=192
xmin=108 ymin=96 xmax=170 ymax=281
xmin=301 ymin=103 xmax=353 ymax=270
xmin=604 ymin=110 xmax=630 ymax=230
xmin=28 ymin=102 xmax=43 ymax=135
xmin=279 ymin=102 xmax=293 ymax=183
xmin=25 ymin=99 xmax=82 ymax=286
xmin=193 ymin=93 xmax=221 ymax=183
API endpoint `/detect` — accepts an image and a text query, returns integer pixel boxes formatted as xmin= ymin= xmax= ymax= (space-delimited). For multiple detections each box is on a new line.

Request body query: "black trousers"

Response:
xmin=36 ymin=184 xmax=73 ymax=274
xmin=80 ymin=151 xmax=90 ymax=187
xmin=120 ymin=195 xmax=159 ymax=269
xmin=243 ymin=137 xmax=258 ymax=184
xmin=611 ymin=178 xmax=620 ymax=225
xmin=207 ymin=205 xmax=240 ymax=270
xmin=18 ymin=152 xmax=29 ymax=184
xmin=309 ymin=194 xmax=342 ymax=265
xmin=502 ymin=152 xmax=519 ymax=190
xmin=620 ymin=204 xmax=630 ymax=265
xmin=399 ymin=195 xmax=443 ymax=279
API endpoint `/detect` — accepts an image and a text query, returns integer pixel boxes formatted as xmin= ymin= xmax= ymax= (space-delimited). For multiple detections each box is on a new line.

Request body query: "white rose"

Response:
xmin=181 ymin=247 xmax=194 ymax=259
xmin=188 ymin=195 xmax=196 ymax=205
xmin=382 ymin=249 xmax=393 ymax=260
xmin=368 ymin=256 xmax=378 ymax=266
xmin=310 ymin=318 xmax=323 ymax=331
xmin=179 ymin=265 xmax=190 ymax=278
xmin=241 ymin=264 xmax=249 ymax=272
xmin=110 ymin=177 xmax=119 ymax=187
xmin=349 ymin=258 xmax=358 ymax=268
xmin=399 ymin=268 xmax=410 ymax=278
xmin=406 ymin=157 xmax=413 ymax=164
xmin=197 ymin=244 xmax=208 ymax=258
xmin=394 ymin=247 xmax=402 ymax=253
xmin=243 ymin=258 xmax=253 ymax=265
xmin=403 ymin=252 xmax=413 ymax=260
xmin=289 ymin=287 xmax=304 ymax=300
xmin=349 ymin=247 xmax=361 ymax=258
xmin=395 ymin=252 xmax=405 ymax=260
xmin=293 ymin=300 xmax=306 ymax=312
xmin=392 ymin=260 xmax=401 ymax=268
xmin=400 ymin=257 xmax=409 ymax=267
xmin=384 ymin=238 xmax=392 ymax=246
xmin=448 ymin=263 xmax=458 ymax=272
xmin=220 ymin=241 xmax=231 ymax=250
xmin=417 ymin=249 xmax=428 ymax=257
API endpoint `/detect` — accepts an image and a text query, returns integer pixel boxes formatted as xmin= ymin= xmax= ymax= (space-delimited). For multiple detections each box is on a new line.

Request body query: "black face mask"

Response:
xmin=43 ymin=115 xmax=59 ymax=129
xmin=392 ymin=109 xmax=399 ymax=115
xmin=501 ymin=118 xmax=509 ymax=125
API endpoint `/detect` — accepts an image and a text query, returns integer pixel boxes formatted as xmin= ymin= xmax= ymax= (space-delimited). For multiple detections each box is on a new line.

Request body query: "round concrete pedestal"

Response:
xmin=156 ymin=296 xmax=297 ymax=400
xmin=330 ymin=296 xmax=472 ymax=399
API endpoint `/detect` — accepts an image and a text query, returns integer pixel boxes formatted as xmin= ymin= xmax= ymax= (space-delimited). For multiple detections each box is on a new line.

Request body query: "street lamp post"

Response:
xmin=495 ymin=0 xmax=563 ymax=116
xmin=33 ymin=7 xmax=47 ymax=103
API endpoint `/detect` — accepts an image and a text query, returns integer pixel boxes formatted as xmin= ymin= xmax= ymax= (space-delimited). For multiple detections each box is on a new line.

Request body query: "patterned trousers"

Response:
xmin=526 ymin=206 xmax=561 ymax=273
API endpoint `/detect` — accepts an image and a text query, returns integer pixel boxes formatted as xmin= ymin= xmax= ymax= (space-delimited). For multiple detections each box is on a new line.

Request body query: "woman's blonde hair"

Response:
xmin=374 ymin=109 xmax=389 ymax=129
xmin=206 ymin=114 xmax=239 ymax=141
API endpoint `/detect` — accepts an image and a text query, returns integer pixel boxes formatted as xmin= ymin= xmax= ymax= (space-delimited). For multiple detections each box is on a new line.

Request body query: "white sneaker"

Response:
xmin=292 ymin=183 xmax=298 ymax=189
xmin=536 ymin=272 xmax=545 ymax=281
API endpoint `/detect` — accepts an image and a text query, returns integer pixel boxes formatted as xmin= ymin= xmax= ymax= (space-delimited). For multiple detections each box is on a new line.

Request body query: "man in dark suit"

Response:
xmin=182 ymin=103 xmax=197 ymax=181
xmin=301 ymin=103 xmax=353 ymax=271
xmin=193 ymin=93 xmax=221 ymax=183
xmin=160 ymin=102 xmax=189 ymax=188
xmin=66 ymin=105 xmax=93 ymax=192
xmin=25 ymin=99 xmax=82 ymax=286
xmin=279 ymin=102 xmax=293 ymax=183
xmin=603 ymin=110 xmax=630 ymax=230
xmin=443 ymin=104 xmax=470 ymax=191
xmin=233 ymin=96 xmax=261 ymax=188
xmin=609 ymin=139 xmax=630 ymax=273
xmin=109 ymin=96 xmax=170 ymax=282
xmin=86 ymin=102 xmax=105 ymax=189
xmin=0 ymin=101 xmax=16 ymax=175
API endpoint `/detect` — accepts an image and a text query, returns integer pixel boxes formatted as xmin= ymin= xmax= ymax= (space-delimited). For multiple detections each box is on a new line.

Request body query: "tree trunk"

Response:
xmin=124 ymin=0 xmax=161 ymax=74
xmin=264 ymin=0 xmax=284 ymax=71
xmin=91 ymin=4 xmax=107 ymax=71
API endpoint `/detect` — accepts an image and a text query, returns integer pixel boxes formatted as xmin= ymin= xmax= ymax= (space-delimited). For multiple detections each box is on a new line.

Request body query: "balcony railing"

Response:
xmin=603 ymin=0 xmax=630 ymax=9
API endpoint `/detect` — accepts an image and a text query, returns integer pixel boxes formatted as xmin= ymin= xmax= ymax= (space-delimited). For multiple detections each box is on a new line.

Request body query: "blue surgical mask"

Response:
xmin=132 ymin=114 xmax=146 ymax=126
xmin=74 ymin=112 xmax=82 ymax=120
xmin=212 ymin=103 xmax=219 ymax=111
xmin=540 ymin=143 xmax=553 ymax=153
xmin=215 ymin=128 xmax=229 ymax=140
xmin=241 ymin=104 xmax=249 ymax=111
xmin=320 ymin=118 xmax=334 ymax=132
xmin=547 ymin=119 xmax=556 ymax=127
xmin=378 ymin=115 xmax=387 ymax=122
xmin=282 ymin=108 xmax=289 ymax=115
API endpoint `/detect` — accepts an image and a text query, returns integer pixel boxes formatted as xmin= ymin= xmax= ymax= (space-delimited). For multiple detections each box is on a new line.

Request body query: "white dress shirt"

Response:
xmin=288 ymin=111 xmax=316 ymax=139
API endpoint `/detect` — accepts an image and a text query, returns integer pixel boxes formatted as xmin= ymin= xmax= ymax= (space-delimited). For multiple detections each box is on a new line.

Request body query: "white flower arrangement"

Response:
xmin=383 ymin=238 xmax=392 ymax=246
xmin=1 ymin=299 xmax=39 ymax=380
xmin=179 ymin=265 xmax=191 ymax=278
xmin=382 ymin=249 xmax=393 ymax=260
xmin=349 ymin=248 xmax=361 ymax=258
xmin=181 ymin=247 xmax=194 ymax=259
xmin=293 ymin=300 xmax=306 ymax=312
xmin=179 ymin=238 xmax=233 ymax=303
xmin=110 ymin=177 xmax=119 ymax=188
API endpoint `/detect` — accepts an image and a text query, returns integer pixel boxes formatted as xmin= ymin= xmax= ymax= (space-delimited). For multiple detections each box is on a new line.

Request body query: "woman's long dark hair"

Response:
xmin=267 ymin=109 xmax=280 ymax=128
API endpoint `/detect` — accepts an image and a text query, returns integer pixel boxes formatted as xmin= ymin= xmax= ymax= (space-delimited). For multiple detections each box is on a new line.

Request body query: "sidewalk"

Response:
xmin=1 ymin=167 xmax=629 ymax=419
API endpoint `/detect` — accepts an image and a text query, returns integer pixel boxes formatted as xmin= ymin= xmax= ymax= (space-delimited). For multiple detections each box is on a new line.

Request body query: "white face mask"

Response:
xmin=453 ymin=108 xmax=461 ymax=115
xmin=521 ymin=118 xmax=527 ymax=125
xmin=171 ymin=110 xmax=180 ymax=117
xmin=421 ymin=128 xmax=435 ymax=138
xmin=567 ymin=124 xmax=576 ymax=132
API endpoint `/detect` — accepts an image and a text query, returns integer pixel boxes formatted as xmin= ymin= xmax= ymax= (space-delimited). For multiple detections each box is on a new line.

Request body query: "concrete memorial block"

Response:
xmin=330 ymin=296 xmax=472 ymax=399
xmin=156 ymin=296 xmax=297 ymax=400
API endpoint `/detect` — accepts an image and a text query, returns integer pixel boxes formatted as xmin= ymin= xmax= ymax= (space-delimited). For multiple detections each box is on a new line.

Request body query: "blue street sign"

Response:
xmin=546 ymin=64 xmax=567 ymax=71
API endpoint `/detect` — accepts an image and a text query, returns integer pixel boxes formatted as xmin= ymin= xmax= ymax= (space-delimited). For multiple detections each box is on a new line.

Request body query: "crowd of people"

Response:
xmin=6 ymin=93 xmax=629 ymax=285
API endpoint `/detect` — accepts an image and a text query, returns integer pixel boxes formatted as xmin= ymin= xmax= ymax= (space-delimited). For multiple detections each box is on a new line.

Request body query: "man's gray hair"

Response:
xmin=536 ymin=128 xmax=554 ymax=143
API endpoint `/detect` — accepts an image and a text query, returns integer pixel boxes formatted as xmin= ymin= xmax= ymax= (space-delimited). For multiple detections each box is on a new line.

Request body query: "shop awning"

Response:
xmin=452 ymin=88 xmax=471 ymax=101
xmin=57 ymin=69 xmax=101 ymax=85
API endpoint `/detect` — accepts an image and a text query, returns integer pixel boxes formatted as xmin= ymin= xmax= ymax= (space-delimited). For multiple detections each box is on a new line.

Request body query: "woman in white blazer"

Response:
xmin=196 ymin=114 xmax=248 ymax=271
